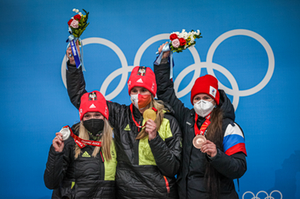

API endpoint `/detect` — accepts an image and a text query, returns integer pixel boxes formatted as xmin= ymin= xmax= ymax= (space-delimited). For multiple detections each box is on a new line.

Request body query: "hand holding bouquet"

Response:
xmin=66 ymin=8 xmax=89 ymax=69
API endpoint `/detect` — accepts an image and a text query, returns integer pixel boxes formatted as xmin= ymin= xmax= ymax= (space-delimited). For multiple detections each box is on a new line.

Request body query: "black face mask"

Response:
xmin=83 ymin=119 xmax=104 ymax=136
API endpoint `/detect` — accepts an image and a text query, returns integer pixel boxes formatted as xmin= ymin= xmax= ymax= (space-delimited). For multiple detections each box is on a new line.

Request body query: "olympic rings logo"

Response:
xmin=242 ymin=190 xmax=282 ymax=199
xmin=61 ymin=29 xmax=274 ymax=110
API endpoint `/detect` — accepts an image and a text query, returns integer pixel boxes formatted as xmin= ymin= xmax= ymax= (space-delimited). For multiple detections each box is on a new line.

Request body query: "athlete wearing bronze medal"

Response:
xmin=44 ymin=91 xmax=117 ymax=199
xmin=154 ymin=42 xmax=247 ymax=199
xmin=193 ymin=134 xmax=206 ymax=149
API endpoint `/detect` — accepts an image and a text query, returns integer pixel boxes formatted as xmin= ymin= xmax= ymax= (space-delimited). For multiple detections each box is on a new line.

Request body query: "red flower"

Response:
xmin=179 ymin=38 xmax=186 ymax=46
xmin=74 ymin=14 xmax=81 ymax=21
xmin=170 ymin=33 xmax=178 ymax=41
xmin=68 ymin=19 xmax=73 ymax=26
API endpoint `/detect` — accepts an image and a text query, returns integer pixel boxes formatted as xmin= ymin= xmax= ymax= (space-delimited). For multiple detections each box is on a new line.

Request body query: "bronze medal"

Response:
xmin=193 ymin=134 xmax=206 ymax=149
xmin=143 ymin=108 xmax=157 ymax=121
xmin=60 ymin=126 xmax=71 ymax=141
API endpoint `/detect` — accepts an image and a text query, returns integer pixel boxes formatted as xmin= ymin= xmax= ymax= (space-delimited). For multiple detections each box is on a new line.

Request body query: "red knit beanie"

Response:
xmin=79 ymin=91 xmax=109 ymax=120
xmin=190 ymin=74 xmax=220 ymax=105
xmin=127 ymin=66 xmax=157 ymax=96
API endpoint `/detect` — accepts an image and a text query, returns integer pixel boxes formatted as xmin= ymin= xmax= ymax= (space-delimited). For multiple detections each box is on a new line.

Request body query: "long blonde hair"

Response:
xmin=74 ymin=118 xmax=113 ymax=160
xmin=136 ymin=95 xmax=166 ymax=140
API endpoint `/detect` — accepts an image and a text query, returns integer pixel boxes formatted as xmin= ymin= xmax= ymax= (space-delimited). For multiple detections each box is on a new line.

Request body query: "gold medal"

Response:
xmin=143 ymin=108 xmax=157 ymax=121
xmin=193 ymin=134 xmax=206 ymax=149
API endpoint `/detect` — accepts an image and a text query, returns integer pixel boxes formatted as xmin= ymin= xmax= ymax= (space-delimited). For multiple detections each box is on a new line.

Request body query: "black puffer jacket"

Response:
xmin=66 ymin=63 xmax=182 ymax=199
xmin=154 ymin=62 xmax=247 ymax=199
xmin=44 ymin=123 xmax=117 ymax=199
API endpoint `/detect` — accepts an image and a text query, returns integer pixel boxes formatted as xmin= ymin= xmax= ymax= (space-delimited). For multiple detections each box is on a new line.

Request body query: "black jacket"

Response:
xmin=66 ymin=63 xmax=182 ymax=199
xmin=44 ymin=124 xmax=117 ymax=199
xmin=154 ymin=62 xmax=247 ymax=199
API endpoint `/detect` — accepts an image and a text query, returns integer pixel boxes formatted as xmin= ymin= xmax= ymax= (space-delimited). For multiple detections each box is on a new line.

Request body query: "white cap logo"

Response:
xmin=137 ymin=78 xmax=143 ymax=83
xmin=209 ymin=86 xmax=217 ymax=98
xmin=89 ymin=104 xmax=96 ymax=108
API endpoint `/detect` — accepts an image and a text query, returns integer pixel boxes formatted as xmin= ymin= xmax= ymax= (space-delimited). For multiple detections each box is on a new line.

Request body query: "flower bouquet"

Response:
xmin=66 ymin=8 xmax=89 ymax=69
xmin=155 ymin=29 xmax=202 ymax=79
xmin=169 ymin=29 xmax=202 ymax=53
xmin=67 ymin=8 xmax=89 ymax=43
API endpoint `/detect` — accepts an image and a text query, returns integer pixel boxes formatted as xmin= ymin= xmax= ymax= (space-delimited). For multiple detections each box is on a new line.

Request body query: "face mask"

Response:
xmin=194 ymin=100 xmax=215 ymax=118
xmin=130 ymin=94 xmax=151 ymax=110
xmin=83 ymin=119 xmax=104 ymax=136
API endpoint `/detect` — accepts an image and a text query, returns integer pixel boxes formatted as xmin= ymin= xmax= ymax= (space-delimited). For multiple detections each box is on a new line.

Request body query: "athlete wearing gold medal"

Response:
xmin=66 ymin=46 xmax=182 ymax=198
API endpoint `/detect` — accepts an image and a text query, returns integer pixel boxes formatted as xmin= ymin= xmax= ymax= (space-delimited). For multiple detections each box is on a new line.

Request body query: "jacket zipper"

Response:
xmin=163 ymin=176 xmax=170 ymax=193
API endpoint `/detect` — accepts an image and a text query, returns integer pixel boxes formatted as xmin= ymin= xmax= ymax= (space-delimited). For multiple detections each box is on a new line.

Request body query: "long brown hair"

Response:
xmin=74 ymin=118 xmax=113 ymax=160
xmin=205 ymin=106 xmax=223 ymax=199
xmin=136 ymin=95 xmax=166 ymax=140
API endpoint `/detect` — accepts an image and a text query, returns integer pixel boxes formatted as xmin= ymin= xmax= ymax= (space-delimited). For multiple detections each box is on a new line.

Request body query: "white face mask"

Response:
xmin=130 ymin=94 xmax=139 ymax=109
xmin=194 ymin=100 xmax=215 ymax=118
xmin=130 ymin=94 xmax=151 ymax=110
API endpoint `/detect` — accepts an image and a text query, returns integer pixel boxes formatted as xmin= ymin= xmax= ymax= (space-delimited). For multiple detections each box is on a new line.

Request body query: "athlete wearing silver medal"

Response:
xmin=44 ymin=91 xmax=117 ymax=199
xmin=59 ymin=126 xmax=71 ymax=141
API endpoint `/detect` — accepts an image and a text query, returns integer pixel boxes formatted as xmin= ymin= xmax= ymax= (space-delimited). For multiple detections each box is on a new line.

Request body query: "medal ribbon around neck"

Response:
xmin=71 ymin=131 xmax=102 ymax=148
xmin=130 ymin=104 xmax=143 ymax=132
xmin=129 ymin=104 xmax=158 ymax=132
xmin=194 ymin=114 xmax=211 ymax=136
xmin=64 ymin=125 xmax=102 ymax=148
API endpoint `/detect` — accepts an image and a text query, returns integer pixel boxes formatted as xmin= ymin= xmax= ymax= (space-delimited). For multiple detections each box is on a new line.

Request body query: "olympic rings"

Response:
xmin=61 ymin=29 xmax=275 ymax=110
xmin=242 ymin=190 xmax=282 ymax=199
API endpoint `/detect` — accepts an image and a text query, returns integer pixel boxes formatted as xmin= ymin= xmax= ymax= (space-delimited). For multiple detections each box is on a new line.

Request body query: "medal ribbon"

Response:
xmin=194 ymin=114 xmax=211 ymax=136
xmin=66 ymin=34 xmax=82 ymax=69
xmin=154 ymin=44 xmax=174 ymax=79
xmin=130 ymin=104 xmax=143 ymax=132
xmin=67 ymin=126 xmax=102 ymax=148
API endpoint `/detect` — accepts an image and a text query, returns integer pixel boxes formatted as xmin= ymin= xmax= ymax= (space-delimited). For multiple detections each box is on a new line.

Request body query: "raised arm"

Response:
xmin=66 ymin=47 xmax=125 ymax=129
xmin=66 ymin=61 xmax=87 ymax=109
xmin=153 ymin=45 xmax=190 ymax=125
xmin=66 ymin=43 xmax=87 ymax=109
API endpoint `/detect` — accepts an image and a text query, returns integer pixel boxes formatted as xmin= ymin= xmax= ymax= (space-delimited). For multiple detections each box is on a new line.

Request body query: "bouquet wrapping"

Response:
xmin=66 ymin=8 xmax=89 ymax=69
